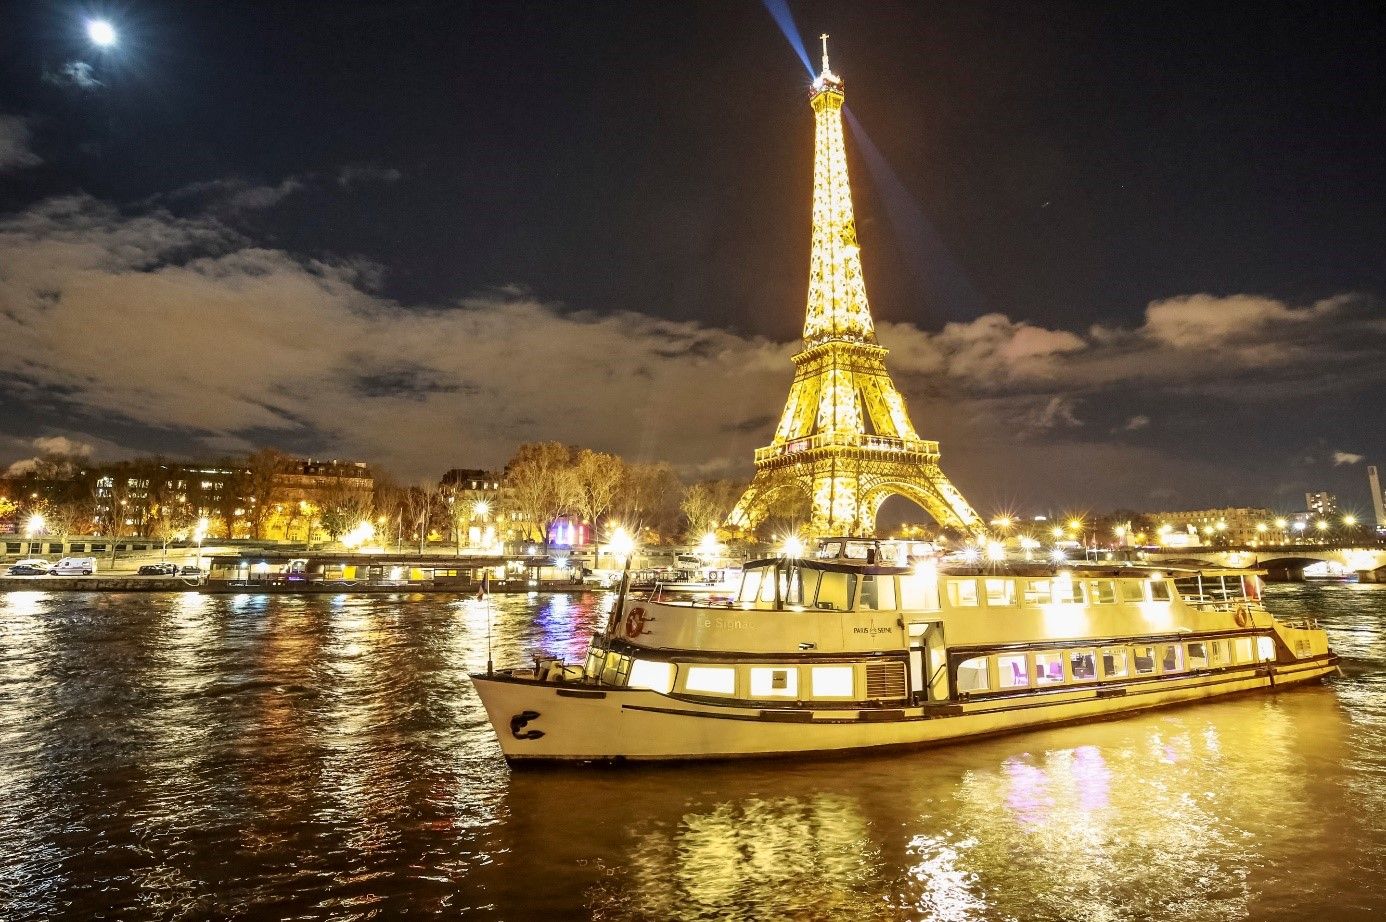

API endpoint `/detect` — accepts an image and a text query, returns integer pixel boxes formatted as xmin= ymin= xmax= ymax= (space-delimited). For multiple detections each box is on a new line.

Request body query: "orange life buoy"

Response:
xmin=623 ymin=606 xmax=648 ymax=639
xmin=1234 ymin=606 xmax=1250 ymax=628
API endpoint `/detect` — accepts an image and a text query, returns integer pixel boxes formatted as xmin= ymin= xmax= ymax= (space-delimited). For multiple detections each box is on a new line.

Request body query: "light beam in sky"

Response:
xmin=86 ymin=19 xmax=117 ymax=47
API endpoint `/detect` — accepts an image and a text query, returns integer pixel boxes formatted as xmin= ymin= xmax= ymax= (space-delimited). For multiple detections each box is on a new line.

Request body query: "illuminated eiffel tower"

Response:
xmin=728 ymin=37 xmax=986 ymax=539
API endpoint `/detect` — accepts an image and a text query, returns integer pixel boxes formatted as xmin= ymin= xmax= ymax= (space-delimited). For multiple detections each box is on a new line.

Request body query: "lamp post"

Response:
xmin=194 ymin=517 xmax=209 ymax=572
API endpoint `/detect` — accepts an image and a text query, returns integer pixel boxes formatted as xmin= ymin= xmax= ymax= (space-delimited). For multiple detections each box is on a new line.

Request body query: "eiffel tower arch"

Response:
xmin=727 ymin=38 xmax=987 ymax=541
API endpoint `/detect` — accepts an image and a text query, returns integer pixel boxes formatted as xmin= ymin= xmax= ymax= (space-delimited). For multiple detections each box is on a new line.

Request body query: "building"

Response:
xmin=439 ymin=468 xmax=503 ymax=549
xmin=1147 ymin=507 xmax=1273 ymax=546
xmin=1305 ymin=491 xmax=1338 ymax=518
xmin=1368 ymin=466 xmax=1386 ymax=529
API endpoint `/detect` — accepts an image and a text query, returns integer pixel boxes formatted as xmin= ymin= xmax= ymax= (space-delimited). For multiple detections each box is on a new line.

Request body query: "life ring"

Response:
xmin=1234 ymin=606 xmax=1251 ymax=628
xmin=623 ymin=606 xmax=648 ymax=639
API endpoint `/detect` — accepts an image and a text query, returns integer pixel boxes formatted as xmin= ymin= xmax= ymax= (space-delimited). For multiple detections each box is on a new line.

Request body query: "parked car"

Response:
xmin=179 ymin=565 xmax=203 ymax=576
xmin=138 ymin=562 xmax=179 ymax=576
xmin=50 ymin=557 xmax=97 ymax=576
xmin=8 ymin=562 xmax=51 ymax=575
xmin=12 ymin=558 xmax=49 ymax=569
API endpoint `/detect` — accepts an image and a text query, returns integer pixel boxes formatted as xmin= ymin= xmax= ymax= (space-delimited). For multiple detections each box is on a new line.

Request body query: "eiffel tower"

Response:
xmin=728 ymin=37 xmax=987 ymax=539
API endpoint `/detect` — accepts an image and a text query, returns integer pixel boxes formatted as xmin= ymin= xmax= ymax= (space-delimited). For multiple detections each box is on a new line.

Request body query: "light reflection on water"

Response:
xmin=0 ymin=583 xmax=1382 ymax=920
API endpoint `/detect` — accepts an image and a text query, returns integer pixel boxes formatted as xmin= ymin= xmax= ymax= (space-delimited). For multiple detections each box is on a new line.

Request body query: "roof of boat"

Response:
xmin=744 ymin=557 xmax=1265 ymax=578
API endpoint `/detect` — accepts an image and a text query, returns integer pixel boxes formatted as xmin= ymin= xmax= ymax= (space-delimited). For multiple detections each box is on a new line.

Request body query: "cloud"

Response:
xmin=0 ymin=115 xmax=41 ymax=171
xmin=0 ymin=190 xmax=1381 ymax=510
xmin=43 ymin=61 xmax=103 ymax=91
xmin=159 ymin=176 xmax=306 ymax=214
xmin=1122 ymin=415 xmax=1150 ymax=431
xmin=4 ymin=435 xmax=96 ymax=477
xmin=1333 ymin=451 xmax=1364 ymax=466
xmin=337 ymin=164 xmax=403 ymax=187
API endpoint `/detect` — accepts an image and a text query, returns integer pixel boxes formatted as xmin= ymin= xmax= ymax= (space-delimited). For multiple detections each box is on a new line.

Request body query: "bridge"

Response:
xmin=1142 ymin=544 xmax=1386 ymax=582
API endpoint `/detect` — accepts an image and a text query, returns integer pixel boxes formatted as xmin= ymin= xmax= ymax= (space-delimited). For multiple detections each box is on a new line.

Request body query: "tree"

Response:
xmin=403 ymin=484 xmax=441 ymax=555
xmin=320 ymin=479 xmax=373 ymax=543
xmin=238 ymin=449 xmax=292 ymax=540
xmin=613 ymin=462 xmax=685 ymax=544
xmin=504 ymin=442 xmax=578 ymax=552
xmin=681 ymin=479 xmax=746 ymax=539
xmin=570 ymin=449 xmax=624 ymax=558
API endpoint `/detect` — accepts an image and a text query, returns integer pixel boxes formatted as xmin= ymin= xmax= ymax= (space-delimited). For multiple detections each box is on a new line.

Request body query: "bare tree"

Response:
xmin=681 ymin=479 xmax=747 ymax=539
xmin=504 ymin=442 xmax=578 ymax=553
xmin=243 ymin=448 xmax=291 ymax=540
xmin=403 ymin=484 xmax=441 ymax=555
xmin=570 ymin=449 xmax=624 ymax=560
xmin=320 ymin=479 xmax=373 ymax=543
xmin=613 ymin=462 xmax=685 ymax=544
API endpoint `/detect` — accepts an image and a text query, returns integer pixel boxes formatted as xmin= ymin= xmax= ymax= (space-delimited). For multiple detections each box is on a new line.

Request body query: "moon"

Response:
xmin=86 ymin=19 xmax=117 ymax=47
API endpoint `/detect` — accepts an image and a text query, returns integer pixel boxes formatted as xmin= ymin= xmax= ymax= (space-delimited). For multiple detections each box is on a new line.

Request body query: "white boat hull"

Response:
xmin=472 ymin=655 xmax=1338 ymax=763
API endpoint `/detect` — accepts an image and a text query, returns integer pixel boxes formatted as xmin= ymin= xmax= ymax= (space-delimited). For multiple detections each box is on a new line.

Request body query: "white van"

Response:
xmin=51 ymin=557 xmax=97 ymax=576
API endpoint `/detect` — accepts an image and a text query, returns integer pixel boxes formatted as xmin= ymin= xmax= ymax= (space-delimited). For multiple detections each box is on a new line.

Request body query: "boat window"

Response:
xmin=1101 ymin=647 xmax=1129 ymax=678
xmin=997 ymin=653 xmax=1029 ymax=688
xmin=1133 ymin=645 xmax=1156 ymax=675
xmin=811 ymin=665 xmax=855 ymax=698
xmin=1034 ymin=652 xmax=1064 ymax=684
xmin=859 ymin=575 xmax=898 ymax=611
xmin=758 ymin=568 xmax=780 ymax=604
xmin=601 ymin=652 xmax=633 ymax=686
xmin=685 ymin=666 xmax=736 ymax=696
xmin=946 ymin=579 xmax=980 ymax=608
xmin=1208 ymin=640 xmax=1225 ymax=665
xmin=1186 ymin=642 xmax=1209 ymax=669
xmin=1256 ymin=636 xmax=1275 ymax=662
xmin=583 ymin=647 xmax=607 ymax=680
xmin=1150 ymin=580 xmax=1172 ymax=602
xmin=1089 ymin=581 xmax=1117 ymax=604
xmin=785 ymin=567 xmax=823 ymax=607
xmin=956 ymin=656 xmax=990 ymax=693
xmin=750 ymin=666 xmax=798 ymax=698
xmin=1160 ymin=644 xmax=1184 ymax=673
xmin=1119 ymin=580 xmax=1146 ymax=602
xmin=628 ymin=659 xmax=675 ymax=693
xmin=899 ymin=568 xmax=941 ymax=611
xmin=1052 ymin=575 xmax=1086 ymax=604
xmin=738 ymin=568 xmax=763 ymax=603
xmin=984 ymin=578 xmax=1017 ymax=607
xmin=1023 ymin=579 xmax=1052 ymax=606
xmin=1069 ymin=650 xmax=1098 ymax=681
xmin=815 ymin=572 xmax=857 ymax=611
xmin=1235 ymin=637 xmax=1254 ymax=663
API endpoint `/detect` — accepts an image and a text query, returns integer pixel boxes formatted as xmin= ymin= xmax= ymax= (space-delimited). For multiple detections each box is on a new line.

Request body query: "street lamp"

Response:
xmin=609 ymin=525 xmax=634 ymax=564
xmin=25 ymin=513 xmax=45 ymax=538
xmin=780 ymin=535 xmax=805 ymax=558
xmin=194 ymin=517 xmax=209 ymax=571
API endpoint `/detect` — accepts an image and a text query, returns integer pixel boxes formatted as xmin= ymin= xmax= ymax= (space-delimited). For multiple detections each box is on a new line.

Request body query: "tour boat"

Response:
xmin=470 ymin=538 xmax=1338 ymax=763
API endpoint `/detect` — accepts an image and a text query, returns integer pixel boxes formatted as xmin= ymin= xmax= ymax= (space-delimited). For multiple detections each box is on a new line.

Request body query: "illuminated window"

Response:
xmin=1133 ymin=645 xmax=1156 ymax=675
xmin=997 ymin=653 xmax=1028 ymax=688
xmin=811 ymin=665 xmax=855 ymax=698
xmin=1234 ymin=637 xmax=1254 ymax=663
xmin=946 ymin=579 xmax=980 ymax=607
xmin=1090 ymin=581 xmax=1117 ymax=604
xmin=899 ymin=569 xmax=940 ymax=611
xmin=1101 ymin=647 xmax=1128 ymax=678
xmin=1023 ymin=579 xmax=1052 ymax=606
xmin=1209 ymin=640 xmax=1227 ymax=666
xmin=1069 ymin=650 xmax=1097 ymax=681
xmin=628 ymin=659 xmax=675 ymax=694
xmin=1256 ymin=636 xmax=1275 ymax=662
xmin=1150 ymin=580 xmax=1172 ymax=602
xmin=984 ymin=578 xmax=1017 ymax=607
xmin=815 ymin=573 xmax=856 ymax=611
xmin=786 ymin=567 xmax=823 ymax=607
xmin=1186 ymin=642 xmax=1209 ymax=669
xmin=685 ymin=666 xmax=736 ymax=696
xmin=1160 ymin=644 xmax=1184 ymax=673
xmin=956 ymin=656 xmax=990 ymax=692
xmin=737 ymin=569 xmax=762 ymax=603
xmin=1034 ymin=652 xmax=1064 ymax=684
xmin=1052 ymin=577 xmax=1086 ymax=604
xmin=1119 ymin=581 xmax=1145 ymax=602
xmin=859 ymin=575 xmax=897 ymax=611
xmin=750 ymin=666 xmax=798 ymax=698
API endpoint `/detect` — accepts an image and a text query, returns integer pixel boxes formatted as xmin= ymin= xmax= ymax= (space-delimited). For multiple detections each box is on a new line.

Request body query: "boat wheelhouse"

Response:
xmin=471 ymin=538 xmax=1337 ymax=763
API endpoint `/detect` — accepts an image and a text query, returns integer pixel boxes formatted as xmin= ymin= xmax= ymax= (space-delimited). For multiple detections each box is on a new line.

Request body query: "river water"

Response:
xmin=0 ymin=582 xmax=1383 ymax=920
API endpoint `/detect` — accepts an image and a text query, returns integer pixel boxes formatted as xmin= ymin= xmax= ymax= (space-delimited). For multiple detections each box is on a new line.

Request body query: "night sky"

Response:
xmin=0 ymin=1 xmax=1382 ymax=519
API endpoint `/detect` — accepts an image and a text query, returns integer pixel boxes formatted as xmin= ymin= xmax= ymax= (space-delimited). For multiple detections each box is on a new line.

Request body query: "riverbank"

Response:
xmin=0 ymin=575 xmax=594 ymax=594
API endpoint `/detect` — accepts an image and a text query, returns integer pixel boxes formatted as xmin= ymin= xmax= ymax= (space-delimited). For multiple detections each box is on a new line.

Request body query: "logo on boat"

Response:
xmin=852 ymin=626 xmax=893 ymax=635
xmin=702 ymin=616 xmax=752 ymax=630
